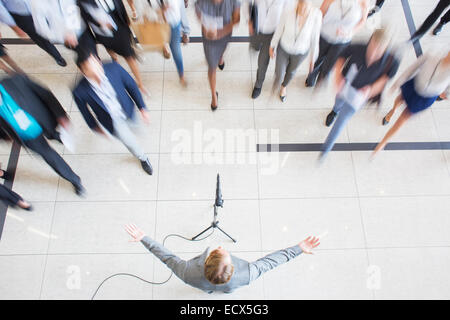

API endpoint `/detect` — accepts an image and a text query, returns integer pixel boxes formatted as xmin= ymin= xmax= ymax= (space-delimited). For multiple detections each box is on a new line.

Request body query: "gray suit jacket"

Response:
xmin=141 ymin=236 xmax=303 ymax=293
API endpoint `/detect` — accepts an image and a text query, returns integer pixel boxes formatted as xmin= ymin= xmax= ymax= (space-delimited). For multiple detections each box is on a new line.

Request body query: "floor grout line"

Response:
xmin=2 ymin=245 xmax=450 ymax=257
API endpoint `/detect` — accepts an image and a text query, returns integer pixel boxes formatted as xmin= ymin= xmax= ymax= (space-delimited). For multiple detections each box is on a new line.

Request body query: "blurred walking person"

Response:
xmin=248 ymin=0 xmax=289 ymax=99
xmin=195 ymin=0 xmax=241 ymax=111
xmin=135 ymin=0 xmax=190 ymax=86
xmin=373 ymin=51 xmax=450 ymax=155
xmin=270 ymin=0 xmax=322 ymax=102
xmin=0 ymin=74 xmax=85 ymax=195
xmin=305 ymin=0 xmax=368 ymax=88
xmin=73 ymin=54 xmax=153 ymax=175
xmin=320 ymin=29 xmax=399 ymax=160
xmin=0 ymin=0 xmax=68 ymax=66
xmin=78 ymin=0 xmax=148 ymax=96
xmin=29 ymin=0 xmax=98 ymax=62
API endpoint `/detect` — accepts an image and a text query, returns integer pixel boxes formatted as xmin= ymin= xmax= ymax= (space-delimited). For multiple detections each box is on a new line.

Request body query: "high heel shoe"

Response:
xmin=382 ymin=116 xmax=390 ymax=126
xmin=0 ymin=169 xmax=11 ymax=180
xmin=211 ymin=92 xmax=218 ymax=111
xmin=279 ymin=94 xmax=286 ymax=102
xmin=218 ymin=62 xmax=225 ymax=70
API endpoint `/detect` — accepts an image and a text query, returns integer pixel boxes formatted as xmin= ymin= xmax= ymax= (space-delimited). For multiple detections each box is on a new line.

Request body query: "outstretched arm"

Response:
xmin=248 ymin=236 xmax=320 ymax=283
xmin=125 ymin=224 xmax=189 ymax=281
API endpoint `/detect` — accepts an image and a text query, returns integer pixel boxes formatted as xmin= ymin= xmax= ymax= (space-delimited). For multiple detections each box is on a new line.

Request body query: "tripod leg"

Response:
xmin=192 ymin=225 xmax=213 ymax=240
xmin=216 ymin=225 xmax=237 ymax=243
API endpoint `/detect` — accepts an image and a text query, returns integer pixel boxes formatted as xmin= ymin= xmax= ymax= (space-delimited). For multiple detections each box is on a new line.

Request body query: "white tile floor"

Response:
xmin=0 ymin=0 xmax=450 ymax=300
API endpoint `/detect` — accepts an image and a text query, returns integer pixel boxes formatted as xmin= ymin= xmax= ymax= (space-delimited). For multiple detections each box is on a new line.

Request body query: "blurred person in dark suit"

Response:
xmin=73 ymin=54 xmax=153 ymax=175
xmin=0 ymin=74 xmax=85 ymax=196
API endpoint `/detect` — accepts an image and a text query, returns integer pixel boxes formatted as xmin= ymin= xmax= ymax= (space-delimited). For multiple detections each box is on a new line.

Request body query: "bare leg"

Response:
xmin=127 ymin=0 xmax=137 ymax=19
xmin=107 ymin=49 xmax=119 ymax=62
xmin=373 ymin=108 xmax=413 ymax=155
xmin=125 ymin=56 xmax=148 ymax=97
xmin=383 ymin=93 xmax=404 ymax=124
xmin=208 ymin=67 xmax=218 ymax=108
xmin=0 ymin=59 xmax=17 ymax=75
xmin=279 ymin=85 xmax=286 ymax=97
xmin=1 ymin=55 xmax=25 ymax=74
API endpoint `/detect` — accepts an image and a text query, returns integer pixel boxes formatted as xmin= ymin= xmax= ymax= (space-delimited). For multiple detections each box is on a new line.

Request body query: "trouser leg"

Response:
xmin=0 ymin=184 xmax=22 ymax=207
xmin=273 ymin=45 xmax=289 ymax=90
xmin=254 ymin=33 xmax=273 ymax=89
xmin=316 ymin=42 xmax=349 ymax=83
xmin=376 ymin=0 xmax=385 ymax=7
xmin=11 ymin=14 xmax=63 ymax=61
xmin=112 ymin=116 xmax=147 ymax=161
xmin=170 ymin=23 xmax=184 ymax=77
xmin=322 ymin=100 xmax=356 ymax=156
xmin=440 ymin=8 xmax=450 ymax=24
xmin=412 ymin=0 xmax=450 ymax=38
xmin=24 ymin=135 xmax=81 ymax=186
xmin=281 ymin=51 xmax=307 ymax=87
xmin=306 ymin=36 xmax=330 ymax=85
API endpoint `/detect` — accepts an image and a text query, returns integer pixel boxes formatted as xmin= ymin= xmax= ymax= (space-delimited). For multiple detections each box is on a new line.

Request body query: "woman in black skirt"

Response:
xmin=78 ymin=0 xmax=148 ymax=95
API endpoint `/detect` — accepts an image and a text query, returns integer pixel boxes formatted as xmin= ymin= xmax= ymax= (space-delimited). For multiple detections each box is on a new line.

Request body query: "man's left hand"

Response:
xmin=140 ymin=109 xmax=150 ymax=124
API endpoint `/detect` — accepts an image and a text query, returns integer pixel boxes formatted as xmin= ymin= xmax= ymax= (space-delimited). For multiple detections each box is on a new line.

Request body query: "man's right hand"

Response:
xmin=125 ymin=224 xmax=146 ymax=242
xmin=205 ymin=28 xmax=218 ymax=40
xmin=64 ymin=33 xmax=78 ymax=48
xmin=248 ymin=22 xmax=254 ymax=36
xmin=299 ymin=236 xmax=320 ymax=254
xmin=269 ymin=47 xmax=275 ymax=59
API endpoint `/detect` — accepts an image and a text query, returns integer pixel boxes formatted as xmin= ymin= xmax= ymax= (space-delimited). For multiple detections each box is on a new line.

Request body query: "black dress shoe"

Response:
xmin=325 ymin=111 xmax=337 ymax=127
xmin=218 ymin=62 xmax=225 ymax=70
xmin=252 ymin=87 xmax=261 ymax=99
xmin=140 ymin=159 xmax=153 ymax=175
xmin=55 ymin=57 xmax=67 ymax=67
xmin=73 ymin=183 xmax=86 ymax=196
xmin=433 ymin=23 xmax=444 ymax=35
xmin=0 ymin=169 xmax=11 ymax=180
xmin=437 ymin=96 xmax=444 ymax=101
xmin=211 ymin=92 xmax=218 ymax=111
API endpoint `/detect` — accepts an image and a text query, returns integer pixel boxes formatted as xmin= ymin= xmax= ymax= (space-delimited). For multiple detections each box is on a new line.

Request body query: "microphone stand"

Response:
xmin=191 ymin=174 xmax=237 ymax=243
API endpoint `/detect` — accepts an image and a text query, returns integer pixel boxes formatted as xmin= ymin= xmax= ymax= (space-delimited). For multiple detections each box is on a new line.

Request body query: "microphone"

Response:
xmin=215 ymin=173 xmax=224 ymax=207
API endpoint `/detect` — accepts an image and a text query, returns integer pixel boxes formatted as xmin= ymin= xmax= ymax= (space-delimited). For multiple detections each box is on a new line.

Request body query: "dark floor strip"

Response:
xmin=401 ymin=0 xmax=423 ymax=57
xmin=0 ymin=142 xmax=21 ymax=240
xmin=257 ymin=0 xmax=435 ymax=155
xmin=257 ymin=141 xmax=450 ymax=153
xmin=0 ymin=36 xmax=251 ymax=45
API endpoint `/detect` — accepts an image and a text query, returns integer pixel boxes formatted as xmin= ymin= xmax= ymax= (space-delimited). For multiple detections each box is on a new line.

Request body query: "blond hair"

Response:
xmin=204 ymin=250 xmax=234 ymax=285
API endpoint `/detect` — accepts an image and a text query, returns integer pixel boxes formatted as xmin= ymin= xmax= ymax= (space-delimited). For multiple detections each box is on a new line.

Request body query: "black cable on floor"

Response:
xmin=90 ymin=229 xmax=215 ymax=300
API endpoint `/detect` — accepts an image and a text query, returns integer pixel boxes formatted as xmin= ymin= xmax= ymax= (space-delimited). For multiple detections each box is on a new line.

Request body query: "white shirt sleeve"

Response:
xmin=393 ymin=53 xmax=427 ymax=89
xmin=310 ymin=10 xmax=322 ymax=65
xmin=270 ymin=6 xmax=289 ymax=49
